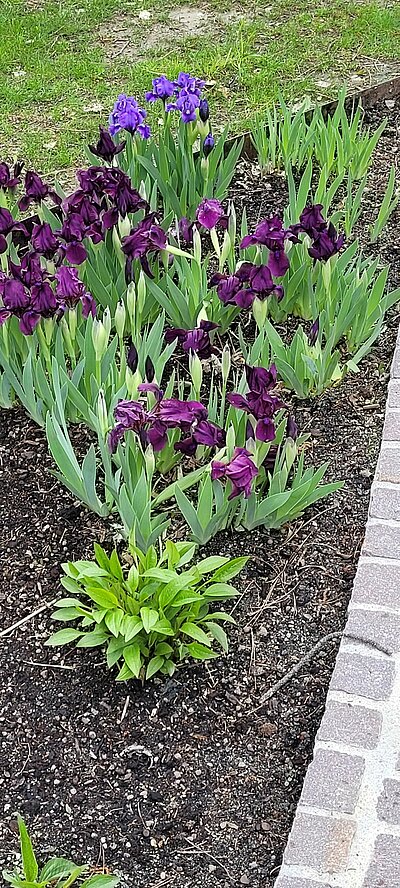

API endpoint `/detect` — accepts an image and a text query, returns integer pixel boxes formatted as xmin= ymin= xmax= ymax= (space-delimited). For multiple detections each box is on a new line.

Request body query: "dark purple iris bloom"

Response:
xmin=199 ymin=99 xmax=209 ymax=122
xmin=178 ymin=216 xmax=195 ymax=245
xmin=55 ymin=266 xmax=96 ymax=317
xmin=298 ymin=204 xmax=327 ymax=239
xmin=31 ymin=222 xmax=59 ymax=258
xmin=58 ymin=214 xmax=89 ymax=265
xmin=308 ymin=318 xmax=319 ymax=346
xmin=203 ymin=133 xmax=215 ymax=158
xmin=167 ymin=90 xmax=200 ymax=123
xmin=245 ymin=363 xmax=277 ymax=393
xmin=0 ymin=277 xmax=41 ymax=334
xmin=31 ymin=280 xmax=58 ymax=313
xmin=0 ymin=161 xmax=23 ymax=190
xmin=165 ymin=320 xmax=218 ymax=359
xmin=212 ymin=262 xmax=283 ymax=307
xmin=158 ymin=399 xmax=208 ymax=427
xmin=108 ymin=95 xmax=150 ymax=139
xmin=211 ymin=447 xmax=258 ymax=499
xmin=241 ymin=215 xmax=286 ymax=251
xmin=308 ymin=223 xmax=345 ymax=262
xmin=176 ymin=419 xmax=225 ymax=455
xmin=103 ymin=170 xmax=148 ymax=228
xmin=286 ymin=415 xmax=298 ymax=441
xmin=122 ymin=214 xmax=167 ymax=277
xmin=63 ymin=188 xmax=102 ymax=225
xmin=108 ymin=390 xmax=213 ymax=455
xmin=18 ymin=171 xmax=61 ymax=213
xmin=196 ymin=198 xmax=224 ymax=230
xmin=227 ymin=362 xmax=283 ymax=442
xmin=0 ymin=208 xmax=27 ymax=254
xmin=146 ymin=76 xmax=175 ymax=103
xmin=9 ymin=252 xmax=44 ymax=288
xmin=89 ymin=126 xmax=126 ymax=163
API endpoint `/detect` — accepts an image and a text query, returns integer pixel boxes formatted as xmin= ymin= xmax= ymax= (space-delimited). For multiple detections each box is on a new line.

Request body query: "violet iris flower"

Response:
xmin=167 ymin=90 xmax=200 ymax=123
xmin=146 ymin=76 xmax=175 ymax=103
xmin=0 ymin=161 xmax=23 ymax=190
xmin=122 ymin=214 xmax=167 ymax=277
xmin=9 ymin=252 xmax=45 ymax=288
xmin=55 ymin=266 xmax=96 ymax=317
xmin=211 ymin=447 xmax=258 ymax=499
xmin=210 ymin=262 xmax=283 ymax=309
xmin=0 ymin=277 xmax=46 ymax=335
xmin=196 ymin=198 xmax=224 ymax=230
xmin=108 ymin=388 xmax=222 ymax=456
xmin=109 ymin=95 xmax=150 ymax=139
xmin=178 ymin=216 xmax=195 ymax=245
xmin=174 ymin=73 xmax=205 ymax=95
xmin=31 ymin=222 xmax=59 ymax=258
xmin=203 ymin=133 xmax=215 ymax=158
xmin=165 ymin=320 xmax=218 ymax=359
xmin=18 ymin=171 xmax=62 ymax=213
xmin=227 ymin=362 xmax=283 ymax=443
xmin=240 ymin=215 xmax=291 ymax=278
xmin=89 ymin=126 xmax=126 ymax=163
xmin=298 ymin=204 xmax=327 ymax=238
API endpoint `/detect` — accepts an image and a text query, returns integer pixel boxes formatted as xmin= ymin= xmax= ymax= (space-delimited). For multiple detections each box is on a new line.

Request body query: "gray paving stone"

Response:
xmin=300 ymin=749 xmax=364 ymax=813
xmin=346 ymin=608 xmax=400 ymax=655
xmin=376 ymin=447 xmax=400 ymax=482
xmin=284 ymin=813 xmax=355 ymax=873
xmin=352 ymin=560 xmax=400 ymax=610
xmin=383 ymin=410 xmax=400 ymax=440
xmin=363 ymin=521 xmax=400 ymax=559
xmin=363 ymin=834 xmax=400 ymax=887
xmin=276 ymin=879 xmax=332 ymax=888
xmin=370 ymin=484 xmax=400 ymax=520
xmin=330 ymin=651 xmax=395 ymax=701
xmin=317 ymin=700 xmax=382 ymax=749
xmin=377 ymin=779 xmax=400 ymax=824
xmin=388 ymin=380 xmax=400 ymax=407
xmin=391 ymin=345 xmax=400 ymax=378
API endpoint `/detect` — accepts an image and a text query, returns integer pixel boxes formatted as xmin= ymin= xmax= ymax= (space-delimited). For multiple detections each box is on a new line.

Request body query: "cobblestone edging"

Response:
xmin=274 ymin=327 xmax=400 ymax=888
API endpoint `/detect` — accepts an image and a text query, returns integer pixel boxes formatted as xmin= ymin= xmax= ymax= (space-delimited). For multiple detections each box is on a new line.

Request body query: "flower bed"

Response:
xmin=0 ymin=80 xmax=399 ymax=886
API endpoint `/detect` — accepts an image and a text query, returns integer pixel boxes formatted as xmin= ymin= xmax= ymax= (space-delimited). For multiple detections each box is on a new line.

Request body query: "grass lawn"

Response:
xmin=0 ymin=0 xmax=399 ymax=177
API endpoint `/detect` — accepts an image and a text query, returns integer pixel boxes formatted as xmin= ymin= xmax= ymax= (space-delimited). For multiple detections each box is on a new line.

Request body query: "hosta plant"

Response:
xmin=46 ymin=540 xmax=248 ymax=681
xmin=3 ymin=815 xmax=119 ymax=888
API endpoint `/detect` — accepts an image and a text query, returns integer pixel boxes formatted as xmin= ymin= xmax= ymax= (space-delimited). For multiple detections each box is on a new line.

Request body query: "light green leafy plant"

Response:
xmin=3 ymin=815 xmax=119 ymax=888
xmin=46 ymin=541 xmax=248 ymax=681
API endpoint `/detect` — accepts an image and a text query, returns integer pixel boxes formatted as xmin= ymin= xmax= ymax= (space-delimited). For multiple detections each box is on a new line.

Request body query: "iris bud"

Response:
xmin=189 ymin=352 xmax=203 ymax=396
xmin=127 ymin=342 xmax=139 ymax=373
xmin=252 ymin=296 xmax=269 ymax=330
xmin=199 ymin=99 xmax=210 ymax=123
xmin=96 ymin=390 xmax=109 ymax=438
xmin=221 ymin=345 xmax=231 ymax=388
xmin=145 ymin=355 xmax=155 ymax=382
xmin=203 ymin=132 xmax=214 ymax=157
xmin=115 ymin=301 xmax=126 ymax=339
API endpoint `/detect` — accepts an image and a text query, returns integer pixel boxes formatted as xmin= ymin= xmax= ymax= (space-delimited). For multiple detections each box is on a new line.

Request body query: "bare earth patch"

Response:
xmin=97 ymin=4 xmax=249 ymax=62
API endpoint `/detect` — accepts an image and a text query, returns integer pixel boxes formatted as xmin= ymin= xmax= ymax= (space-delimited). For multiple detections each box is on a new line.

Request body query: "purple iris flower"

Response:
xmin=18 ymin=171 xmax=61 ymax=213
xmin=108 ymin=389 xmax=217 ymax=455
xmin=298 ymin=204 xmax=327 ymax=238
xmin=0 ymin=208 xmax=28 ymax=254
xmin=308 ymin=318 xmax=319 ymax=346
xmin=9 ymin=252 xmax=44 ymax=288
xmin=308 ymin=223 xmax=345 ymax=262
xmin=122 ymin=214 xmax=167 ymax=277
xmin=167 ymin=90 xmax=200 ymax=123
xmin=158 ymin=399 xmax=208 ymax=427
xmin=165 ymin=320 xmax=218 ymax=359
xmin=196 ymin=198 xmax=224 ymax=230
xmin=203 ymin=133 xmax=215 ymax=158
xmin=31 ymin=281 xmax=58 ymax=313
xmin=89 ymin=126 xmax=126 ymax=164
xmin=58 ymin=214 xmax=89 ymax=266
xmin=55 ymin=266 xmax=96 ymax=318
xmin=227 ymin=362 xmax=283 ymax=442
xmin=0 ymin=161 xmax=23 ymax=190
xmin=146 ymin=76 xmax=175 ymax=103
xmin=109 ymin=95 xmax=150 ymax=139
xmin=211 ymin=447 xmax=258 ymax=499
xmin=173 ymin=73 xmax=205 ymax=95
xmin=31 ymin=222 xmax=59 ymax=258
xmin=177 ymin=217 xmax=194 ymax=245
xmin=240 ymin=215 xmax=287 ymax=251
xmin=176 ymin=419 xmax=225 ymax=455
xmin=199 ymin=99 xmax=209 ymax=122
xmin=0 ymin=277 xmax=41 ymax=334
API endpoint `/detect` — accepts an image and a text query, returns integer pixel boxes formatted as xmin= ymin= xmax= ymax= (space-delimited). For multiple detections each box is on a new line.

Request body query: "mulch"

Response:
xmin=0 ymin=96 xmax=399 ymax=888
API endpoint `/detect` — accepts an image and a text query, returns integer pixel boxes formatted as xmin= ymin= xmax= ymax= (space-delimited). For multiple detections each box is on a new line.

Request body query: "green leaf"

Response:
xmin=204 ymin=621 xmax=229 ymax=652
xmin=105 ymin=609 xmax=124 ymax=637
xmin=195 ymin=556 xmax=230 ymax=574
xmin=145 ymin=656 xmax=164 ymax=680
xmin=202 ymin=582 xmax=239 ymax=599
xmin=80 ymin=876 xmax=120 ymax=888
xmin=123 ymin=644 xmax=142 ymax=678
xmin=45 ymin=628 xmax=83 ymax=646
xmin=85 ymin=586 xmax=119 ymax=609
xmin=17 ymin=817 xmax=38 ymax=882
xmin=140 ymin=607 xmax=160 ymax=633
xmin=39 ymin=858 xmax=77 ymax=882
xmin=181 ymin=622 xmax=212 ymax=647
xmin=185 ymin=642 xmax=219 ymax=661
xmin=212 ymin=557 xmax=248 ymax=581
xmin=122 ymin=615 xmax=143 ymax=642
xmin=152 ymin=619 xmax=175 ymax=636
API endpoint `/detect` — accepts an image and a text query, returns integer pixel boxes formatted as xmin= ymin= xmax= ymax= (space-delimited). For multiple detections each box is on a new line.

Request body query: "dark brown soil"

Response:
xmin=1 ymin=97 xmax=400 ymax=887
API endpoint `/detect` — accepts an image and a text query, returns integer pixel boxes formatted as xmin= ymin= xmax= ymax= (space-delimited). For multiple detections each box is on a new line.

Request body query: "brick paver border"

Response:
xmin=274 ymin=326 xmax=400 ymax=888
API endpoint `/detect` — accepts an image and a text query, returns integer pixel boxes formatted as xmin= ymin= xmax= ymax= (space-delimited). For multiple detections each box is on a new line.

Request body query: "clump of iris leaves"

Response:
xmin=0 ymin=76 xmax=398 ymax=683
